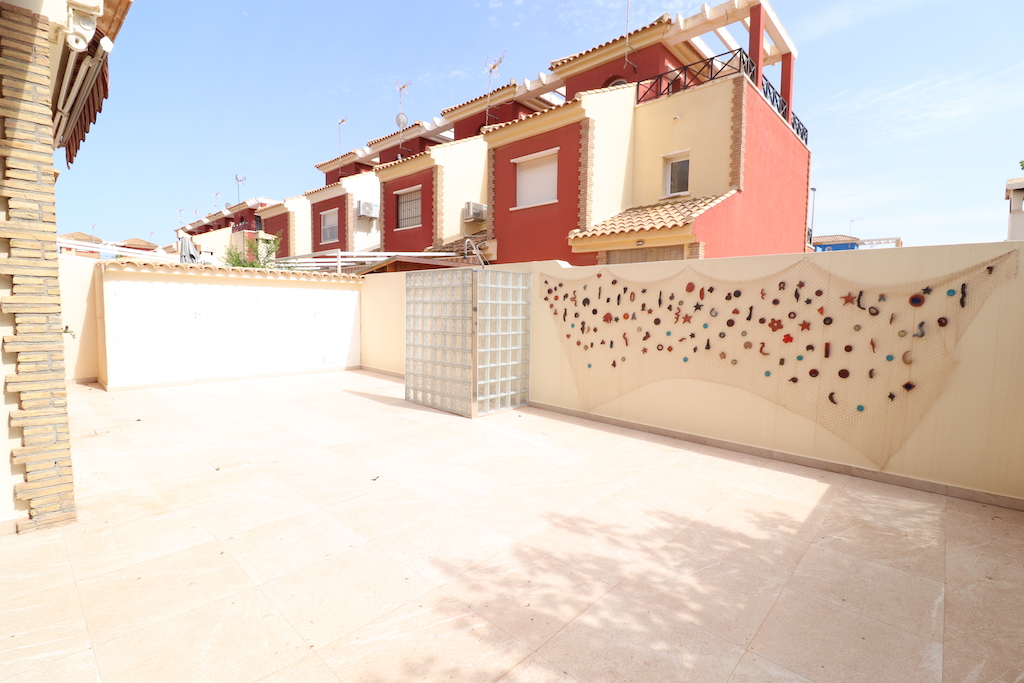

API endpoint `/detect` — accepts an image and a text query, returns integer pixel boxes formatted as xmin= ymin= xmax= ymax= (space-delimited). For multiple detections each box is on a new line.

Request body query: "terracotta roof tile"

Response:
xmin=99 ymin=259 xmax=362 ymax=282
xmin=374 ymin=150 xmax=432 ymax=172
xmin=440 ymin=81 xmax=519 ymax=116
xmin=549 ymin=14 xmax=672 ymax=70
xmin=811 ymin=234 xmax=859 ymax=245
xmin=366 ymin=121 xmax=428 ymax=148
xmin=59 ymin=231 xmax=102 ymax=243
xmin=117 ymin=238 xmax=158 ymax=250
xmin=303 ymin=181 xmax=343 ymax=197
xmin=569 ymin=192 xmax=735 ymax=239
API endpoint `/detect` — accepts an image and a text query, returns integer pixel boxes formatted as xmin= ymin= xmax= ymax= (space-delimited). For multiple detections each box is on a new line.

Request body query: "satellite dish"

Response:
xmin=225 ymin=202 xmax=232 ymax=210
xmin=396 ymin=112 xmax=408 ymax=128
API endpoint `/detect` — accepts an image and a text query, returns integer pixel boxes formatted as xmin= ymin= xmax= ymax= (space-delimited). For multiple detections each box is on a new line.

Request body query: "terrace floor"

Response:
xmin=2 ymin=370 xmax=1023 ymax=682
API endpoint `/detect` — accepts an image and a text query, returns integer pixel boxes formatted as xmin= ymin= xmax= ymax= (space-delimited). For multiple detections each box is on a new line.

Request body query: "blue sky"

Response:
xmin=57 ymin=0 xmax=1023 ymax=247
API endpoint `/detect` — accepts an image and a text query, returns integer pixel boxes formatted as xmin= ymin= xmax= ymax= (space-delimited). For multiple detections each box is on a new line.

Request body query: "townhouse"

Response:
xmin=263 ymin=0 xmax=811 ymax=267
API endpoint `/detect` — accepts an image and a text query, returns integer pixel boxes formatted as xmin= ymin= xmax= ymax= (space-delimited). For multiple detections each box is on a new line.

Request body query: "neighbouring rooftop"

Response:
xmin=3 ymin=370 xmax=1022 ymax=682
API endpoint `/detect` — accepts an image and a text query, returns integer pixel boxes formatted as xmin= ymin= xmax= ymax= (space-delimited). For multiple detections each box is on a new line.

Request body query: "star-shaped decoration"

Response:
xmin=799 ymin=320 xmax=811 ymax=331
xmin=797 ymin=281 xmax=806 ymax=288
xmin=768 ymin=318 xmax=784 ymax=332
xmin=922 ymin=286 xmax=933 ymax=295
xmin=888 ymin=392 xmax=896 ymax=401
xmin=689 ymin=333 xmax=696 ymax=338
xmin=682 ymin=314 xmax=692 ymax=323
xmin=641 ymin=288 xmax=647 ymax=294
xmin=642 ymin=347 xmax=648 ymax=354
xmin=719 ymin=352 xmax=727 ymax=359
xmin=841 ymin=292 xmax=857 ymax=305
xmin=693 ymin=302 xmax=703 ymax=311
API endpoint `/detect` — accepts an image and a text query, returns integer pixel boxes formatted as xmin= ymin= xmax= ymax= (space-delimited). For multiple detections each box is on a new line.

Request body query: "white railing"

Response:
xmin=274 ymin=250 xmax=462 ymax=273
xmin=57 ymin=238 xmax=181 ymax=263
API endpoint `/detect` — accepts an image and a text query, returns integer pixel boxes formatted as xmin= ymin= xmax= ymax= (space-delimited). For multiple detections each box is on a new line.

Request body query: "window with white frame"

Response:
xmin=664 ymin=153 xmax=690 ymax=197
xmin=320 ymin=208 xmax=338 ymax=243
xmin=396 ymin=186 xmax=422 ymax=229
xmin=513 ymin=148 xmax=558 ymax=209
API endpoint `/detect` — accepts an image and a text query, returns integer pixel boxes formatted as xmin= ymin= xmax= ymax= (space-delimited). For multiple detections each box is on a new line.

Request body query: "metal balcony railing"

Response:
xmin=637 ymin=47 xmax=809 ymax=145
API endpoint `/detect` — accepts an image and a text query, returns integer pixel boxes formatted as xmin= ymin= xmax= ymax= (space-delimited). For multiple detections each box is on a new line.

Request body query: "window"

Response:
xmin=320 ymin=209 xmax=338 ymax=243
xmin=512 ymin=148 xmax=558 ymax=209
xmin=395 ymin=186 xmax=422 ymax=229
xmin=666 ymin=157 xmax=690 ymax=196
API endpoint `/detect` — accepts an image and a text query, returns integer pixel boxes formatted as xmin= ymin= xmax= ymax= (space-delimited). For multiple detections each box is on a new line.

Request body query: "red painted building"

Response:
xmin=297 ymin=0 xmax=811 ymax=267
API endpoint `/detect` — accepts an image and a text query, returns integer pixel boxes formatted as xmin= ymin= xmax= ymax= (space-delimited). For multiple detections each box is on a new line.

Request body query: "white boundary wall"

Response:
xmin=96 ymin=263 xmax=361 ymax=389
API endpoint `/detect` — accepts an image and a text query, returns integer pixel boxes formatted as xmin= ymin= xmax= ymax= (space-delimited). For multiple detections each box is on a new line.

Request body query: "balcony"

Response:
xmin=637 ymin=48 xmax=809 ymax=145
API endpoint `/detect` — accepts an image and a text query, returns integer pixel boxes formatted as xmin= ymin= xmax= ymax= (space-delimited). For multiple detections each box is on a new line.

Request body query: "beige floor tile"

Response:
xmin=324 ymin=484 xmax=454 ymax=540
xmin=317 ymin=588 xmax=532 ymax=683
xmin=521 ymin=508 xmax=672 ymax=586
xmin=538 ymin=588 xmax=744 ymax=683
xmin=164 ymin=463 xmax=282 ymax=505
xmin=945 ymin=580 xmax=1024 ymax=671
xmin=616 ymin=466 xmax=737 ymax=520
xmin=941 ymin=644 xmax=1024 ymax=683
xmin=789 ymin=544 xmax=944 ymax=640
xmin=0 ymin=526 xmax=74 ymax=603
xmin=748 ymin=588 xmax=941 ymax=683
xmin=442 ymin=545 xmax=613 ymax=649
xmin=403 ymin=465 xmax=507 ymax=507
xmin=62 ymin=507 xmax=215 ymax=580
xmin=703 ymin=488 xmax=831 ymax=543
xmin=221 ymin=509 xmax=367 ymax=584
xmin=2 ymin=649 xmax=101 ymax=683
xmin=829 ymin=478 xmax=946 ymax=537
xmin=455 ymin=487 xmax=573 ymax=541
xmin=259 ymin=542 xmax=435 ymax=648
xmin=92 ymin=587 xmax=307 ymax=683
xmin=739 ymin=460 xmax=849 ymax=507
xmin=617 ymin=545 xmax=787 ymax=647
xmin=280 ymin=462 xmax=390 ymax=507
xmin=76 ymin=541 xmax=253 ymax=644
xmin=187 ymin=484 xmax=319 ymax=539
xmin=726 ymin=653 xmax=814 ymax=683
xmin=374 ymin=510 xmax=518 ymax=585
xmin=814 ymin=510 xmax=945 ymax=581
xmin=74 ymin=480 xmax=188 ymax=530
xmin=667 ymin=519 xmax=811 ymax=584
xmin=254 ymin=654 xmax=341 ymax=683
xmin=496 ymin=654 xmax=584 ymax=682
xmin=0 ymin=583 xmax=91 ymax=680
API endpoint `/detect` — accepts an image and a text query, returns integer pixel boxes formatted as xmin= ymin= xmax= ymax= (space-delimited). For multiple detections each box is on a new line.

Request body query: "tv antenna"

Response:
xmin=338 ymin=117 xmax=348 ymax=156
xmin=484 ymin=50 xmax=507 ymax=125
xmin=396 ymin=80 xmax=412 ymax=153
xmin=212 ymin=191 xmax=221 ymax=210
xmin=234 ymin=175 xmax=246 ymax=204
xmin=624 ymin=0 xmax=638 ymax=73
xmin=177 ymin=208 xmax=184 ymax=225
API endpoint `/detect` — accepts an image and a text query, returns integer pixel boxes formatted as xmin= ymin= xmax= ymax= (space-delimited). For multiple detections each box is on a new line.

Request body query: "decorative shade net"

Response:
xmin=543 ymin=252 xmax=1017 ymax=466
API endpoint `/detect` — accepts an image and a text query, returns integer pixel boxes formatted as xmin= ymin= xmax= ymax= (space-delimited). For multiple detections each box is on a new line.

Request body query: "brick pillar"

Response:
xmin=748 ymin=3 xmax=764 ymax=88
xmin=0 ymin=3 xmax=77 ymax=533
xmin=780 ymin=51 xmax=794 ymax=123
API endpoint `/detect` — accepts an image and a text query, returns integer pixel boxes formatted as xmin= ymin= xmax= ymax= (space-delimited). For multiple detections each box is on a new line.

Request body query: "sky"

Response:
xmin=56 ymin=0 xmax=1023 ymax=248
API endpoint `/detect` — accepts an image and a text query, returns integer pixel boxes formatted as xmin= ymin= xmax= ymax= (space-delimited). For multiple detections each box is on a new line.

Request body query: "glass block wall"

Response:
xmin=406 ymin=269 xmax=530 ymax=417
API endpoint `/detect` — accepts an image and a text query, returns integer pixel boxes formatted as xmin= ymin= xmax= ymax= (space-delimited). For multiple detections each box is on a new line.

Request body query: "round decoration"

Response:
xmin=937 ymin=317 xmax=948 ymax=327
xmin=809 ymin=369 xmax=819 ymax=377
xmin=909 ymin=293 xmax=926 ymax=307
xmin=839 ymin=369 xmax=850 ymax=378
xmin=823 ymin=317 xmax=833 ymax=325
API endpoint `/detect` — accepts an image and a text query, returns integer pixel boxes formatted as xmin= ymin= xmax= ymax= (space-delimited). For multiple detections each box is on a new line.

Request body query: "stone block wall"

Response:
xmin=0 ymin=3 xmax=76 ymax=533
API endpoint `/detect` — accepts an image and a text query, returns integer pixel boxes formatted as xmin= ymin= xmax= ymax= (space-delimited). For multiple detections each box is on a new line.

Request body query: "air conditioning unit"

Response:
xmin=464 ymin=201 xmax=487 ymax=223
xmin=356 ymin=201 xmax=378 ymax=218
